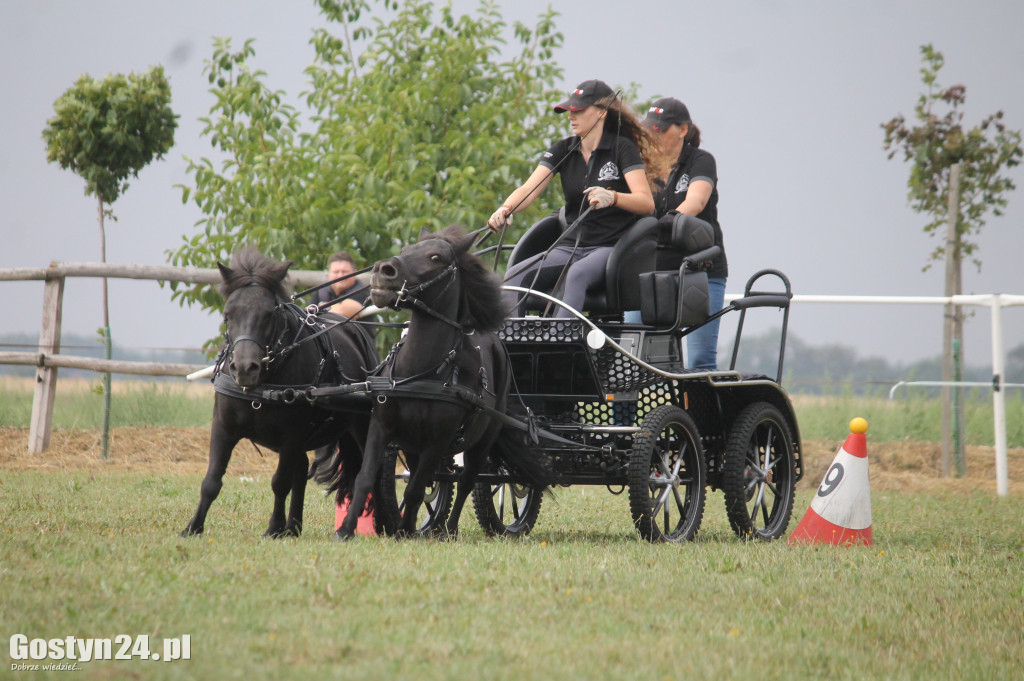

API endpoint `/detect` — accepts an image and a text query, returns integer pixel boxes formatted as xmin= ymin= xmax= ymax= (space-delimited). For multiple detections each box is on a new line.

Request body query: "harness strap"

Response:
xmin=369 ymin=378 xmax=589 ymax=450
xmin=213 ymin=372 xmax=373 ymax=412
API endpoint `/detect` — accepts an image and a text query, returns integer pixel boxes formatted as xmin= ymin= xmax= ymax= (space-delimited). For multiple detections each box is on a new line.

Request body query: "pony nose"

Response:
xmin=377 ymin=261 xmax=398 ymax=279
xmin=229 ymin=357 xmax=261 ymax=385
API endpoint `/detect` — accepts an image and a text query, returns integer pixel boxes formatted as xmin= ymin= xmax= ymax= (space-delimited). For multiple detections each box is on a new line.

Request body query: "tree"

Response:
xmin=42 ymin=66 xmax=177 ymax=457
xmin=169 ymin=0 xmax=565 ymax=335
xmin=882 ymin=45 xmax=1022 ymax=270
xmin=882 ymin=44 xmax=1022 ymax=475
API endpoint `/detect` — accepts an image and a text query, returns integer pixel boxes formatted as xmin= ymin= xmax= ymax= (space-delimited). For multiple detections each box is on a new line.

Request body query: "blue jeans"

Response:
xmin=623 ymin=277 xmax=726 ymax=369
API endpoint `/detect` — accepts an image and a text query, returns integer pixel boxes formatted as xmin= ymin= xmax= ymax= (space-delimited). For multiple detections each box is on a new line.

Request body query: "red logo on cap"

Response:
xmin=574 ymin=89 xmax=584 ymax=95
xmin=649 ymin=106 xmax=664 ymax=114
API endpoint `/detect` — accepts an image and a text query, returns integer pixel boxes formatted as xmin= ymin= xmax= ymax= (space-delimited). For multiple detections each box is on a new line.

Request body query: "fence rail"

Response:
xmin=0 ymin=352 xmax=205 ymax=377
xmin=1 ymin=261 xmax=326 ymax=454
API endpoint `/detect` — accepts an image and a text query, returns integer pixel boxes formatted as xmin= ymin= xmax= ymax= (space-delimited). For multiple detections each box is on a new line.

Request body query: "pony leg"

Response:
xmin=396 ymin=444 xmax=448 ymax=537
xmin=336 ymin=421 xmax=383 ymax=541
xmin=445 ymin=445 xmax=486 ymax=539
xmin=182 ymin=418 xmax=240 ymax=536
xmin=283 ymin=453 xmax=310 ymax=537
xmin=265 ymin=452 xmax=302 ymax=538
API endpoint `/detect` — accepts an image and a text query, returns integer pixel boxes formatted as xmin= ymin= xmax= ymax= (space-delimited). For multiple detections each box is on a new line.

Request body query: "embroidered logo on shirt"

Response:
xmin=597 ymin=162 xmax=620 ymax=182
xmin=675 ymin=173 xmax=690 ymax=194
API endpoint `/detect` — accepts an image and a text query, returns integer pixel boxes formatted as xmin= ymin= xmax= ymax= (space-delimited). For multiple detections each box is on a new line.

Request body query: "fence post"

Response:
xmin=990 ymin=295 xmax=1008 ymax=496
xmin=28 ymin=275 xmax=65 ymax=453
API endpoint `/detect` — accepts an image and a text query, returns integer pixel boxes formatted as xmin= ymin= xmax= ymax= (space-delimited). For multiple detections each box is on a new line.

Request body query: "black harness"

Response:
xmin=368 ymin=245 xmax=588 ymax=450
xmin=214 ymin=299 xmax=376 ymax=410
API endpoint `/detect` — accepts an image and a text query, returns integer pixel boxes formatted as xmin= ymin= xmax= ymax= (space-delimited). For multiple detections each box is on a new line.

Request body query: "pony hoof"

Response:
xmin=180 ymin=527 xmax=202 ymax=538
xmin=333 ymin=529 xmax=355 ymax=542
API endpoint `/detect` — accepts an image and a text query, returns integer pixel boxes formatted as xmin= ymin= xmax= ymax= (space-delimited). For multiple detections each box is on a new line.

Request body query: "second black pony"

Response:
xmin=336 ymin=225 xmax=550 ymax=540
xmin=181 ymin=246 xmax=378 ymax=538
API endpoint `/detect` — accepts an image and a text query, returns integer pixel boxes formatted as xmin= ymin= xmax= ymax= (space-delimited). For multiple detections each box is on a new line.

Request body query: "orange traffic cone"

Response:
xmin=788 ymin=417 xmax=872 ymax=546
xmin=336 ymin=493 xmax=376 ymax=536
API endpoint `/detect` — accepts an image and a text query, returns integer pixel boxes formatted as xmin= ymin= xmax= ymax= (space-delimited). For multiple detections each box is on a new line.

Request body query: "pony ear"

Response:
xmin=217 ymin=262 xmax=234 ymax=282
xmin=451 ymin=230 xmax=476 ymax=255
xmin=418 ymin=227 xmax=433 ymax=241
xmin=269 ymin=260 xmax=293 ymax=283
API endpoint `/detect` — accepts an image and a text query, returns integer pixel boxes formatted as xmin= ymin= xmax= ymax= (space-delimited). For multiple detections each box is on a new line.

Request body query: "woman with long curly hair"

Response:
xmin=641 ymin=97 xmax=728 ymax=368
xmin=489 ymin=79 xmax=656 ymax=317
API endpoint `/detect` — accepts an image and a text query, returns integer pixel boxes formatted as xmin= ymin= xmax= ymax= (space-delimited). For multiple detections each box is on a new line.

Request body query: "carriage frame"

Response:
xmin=371 ymin=262 xmax=803 ymax=543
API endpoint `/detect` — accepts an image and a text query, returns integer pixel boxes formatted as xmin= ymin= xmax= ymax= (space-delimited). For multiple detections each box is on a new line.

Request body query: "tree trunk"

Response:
xmin=941 ymin=163 xmax=962 ymax=478
xmin=98 ymin=197 xmax=112 ymax=460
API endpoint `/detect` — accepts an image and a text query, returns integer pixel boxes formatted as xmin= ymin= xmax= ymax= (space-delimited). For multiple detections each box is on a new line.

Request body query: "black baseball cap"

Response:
xmin=644 ymin=97 xmax=691 ymax=131
xmin=553 ymin=79 xmax=615 ymax=113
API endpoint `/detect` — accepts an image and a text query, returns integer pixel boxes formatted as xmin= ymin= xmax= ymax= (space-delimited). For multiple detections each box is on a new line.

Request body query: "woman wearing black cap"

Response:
xmin=489 ymin=79 xmax=657 ymax=317
xmin=641 ymin=97 xmax=728 ymax=370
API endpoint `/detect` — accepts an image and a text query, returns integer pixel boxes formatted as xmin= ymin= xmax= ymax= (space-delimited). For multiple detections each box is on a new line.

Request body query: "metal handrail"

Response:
xmin=888 ymin=380 xmax=1024 ymax=400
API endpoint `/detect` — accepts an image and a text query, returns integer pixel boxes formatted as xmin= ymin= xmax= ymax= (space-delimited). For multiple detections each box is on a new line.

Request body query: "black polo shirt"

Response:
xmin=539 ymin=132 xmax=646 ymax=247
xmin=654 ymin=144 xmax=728 ymax=279
xmin=312 ymin=279 xmax=378 ymax=327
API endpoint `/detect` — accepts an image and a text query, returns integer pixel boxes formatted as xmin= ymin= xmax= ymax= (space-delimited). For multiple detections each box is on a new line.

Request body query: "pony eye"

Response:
xmin=430 ymin=254 xmax=442 ymax=263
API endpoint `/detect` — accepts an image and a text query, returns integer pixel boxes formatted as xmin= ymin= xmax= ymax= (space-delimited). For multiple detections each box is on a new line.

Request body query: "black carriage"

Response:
xmin=374 ymin=212 xmax=803 ymax=543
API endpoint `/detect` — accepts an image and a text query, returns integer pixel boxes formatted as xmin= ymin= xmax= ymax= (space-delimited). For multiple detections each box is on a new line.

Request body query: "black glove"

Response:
xmin=657 ymin=210 xmax=679 ymax=227
xmin=656 ymin=210 xmax=679 ymax=245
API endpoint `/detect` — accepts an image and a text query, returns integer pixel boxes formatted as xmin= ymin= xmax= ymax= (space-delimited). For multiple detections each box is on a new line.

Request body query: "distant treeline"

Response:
xmin=729 ymin=328 xmax=1024 ymax=396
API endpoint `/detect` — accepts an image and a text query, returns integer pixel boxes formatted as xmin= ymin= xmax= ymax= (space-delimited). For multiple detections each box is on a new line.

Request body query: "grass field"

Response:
xmin=2 ymin=463 xmax=1022 ymax=680
xmin=2 ymin=378 xmax=1023 ymax=679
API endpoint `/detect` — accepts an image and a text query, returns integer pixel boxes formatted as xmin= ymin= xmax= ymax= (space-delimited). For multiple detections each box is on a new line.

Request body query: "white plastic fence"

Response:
xmin=755 ymin=293 xmax=1024 ymax=497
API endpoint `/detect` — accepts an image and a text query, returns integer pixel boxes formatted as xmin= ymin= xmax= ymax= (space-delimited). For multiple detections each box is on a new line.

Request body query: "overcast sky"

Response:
xmin=3 ymin=0 xmax=1023 ymax=367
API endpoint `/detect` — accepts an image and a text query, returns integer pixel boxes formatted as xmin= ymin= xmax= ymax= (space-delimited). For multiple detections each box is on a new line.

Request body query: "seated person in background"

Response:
xmin=626 ymin=97 xmax=727 ymax=370
xmin=314 ymin=251 xmax=371 ymax=319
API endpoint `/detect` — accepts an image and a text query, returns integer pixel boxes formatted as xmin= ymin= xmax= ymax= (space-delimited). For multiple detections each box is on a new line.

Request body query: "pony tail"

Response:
xmin=686 ymin=122 xmax=701 ymax=148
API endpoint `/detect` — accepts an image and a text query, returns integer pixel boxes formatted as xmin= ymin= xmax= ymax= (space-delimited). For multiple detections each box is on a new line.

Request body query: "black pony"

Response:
xmin=182 ymin=247 xmax=377 ymax=538
xmin=336 ymin=225 xmax=549 ymax=540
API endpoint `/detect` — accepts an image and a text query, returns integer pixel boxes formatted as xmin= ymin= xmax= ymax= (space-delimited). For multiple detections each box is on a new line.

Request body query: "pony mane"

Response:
xmin=432 ymin=225 xmax=506 ymax=332
xmin=218 ymin=246 xmax=292 ymax=300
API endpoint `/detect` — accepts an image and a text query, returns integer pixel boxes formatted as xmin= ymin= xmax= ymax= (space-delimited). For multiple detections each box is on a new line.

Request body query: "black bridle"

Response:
xmin=219 ymin=295 xmax=367 ymax=388
xmin=382 ymin=240 xmax=467 ymax=332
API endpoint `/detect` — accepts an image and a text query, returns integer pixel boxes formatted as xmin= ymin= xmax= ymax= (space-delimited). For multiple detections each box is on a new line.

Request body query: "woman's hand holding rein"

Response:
xmin=583 ymin=186 xmax=617 ymax=209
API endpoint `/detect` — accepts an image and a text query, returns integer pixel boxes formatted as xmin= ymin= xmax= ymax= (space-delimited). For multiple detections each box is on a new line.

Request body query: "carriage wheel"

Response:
xmin=721 ymin=402 xmax=796 ymax=541
xmin=374 ymin=444 xmax=454 ymax=536
xmin=628 ymin=405 xmax=707 ymax=543
xmin=472 ymin=475 xmax=543 ymax=538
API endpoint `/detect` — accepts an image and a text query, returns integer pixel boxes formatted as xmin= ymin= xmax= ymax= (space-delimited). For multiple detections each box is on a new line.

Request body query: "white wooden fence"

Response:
xmin=0 ymin=261 xmax=325 ymax=454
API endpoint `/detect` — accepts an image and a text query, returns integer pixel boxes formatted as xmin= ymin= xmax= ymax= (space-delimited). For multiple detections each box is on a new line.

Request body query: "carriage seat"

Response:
xmin=506 ymin=207 xmax=659 ymax=315
xmin=637 ymin=214 xmax=719 ymax=329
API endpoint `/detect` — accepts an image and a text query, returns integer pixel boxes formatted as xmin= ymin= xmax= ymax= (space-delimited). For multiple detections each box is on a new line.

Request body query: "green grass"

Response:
xmin=0 ymin=378 xmax=213 ymax=429
xmin=2 ymin=471 xmax=1022 ymax=680
xmin=793 ymin=392 xmax=1024 ymax=446
xmin=4 ymin=378 xmax=1023 ymax=447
